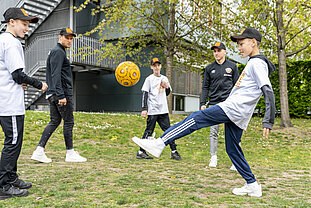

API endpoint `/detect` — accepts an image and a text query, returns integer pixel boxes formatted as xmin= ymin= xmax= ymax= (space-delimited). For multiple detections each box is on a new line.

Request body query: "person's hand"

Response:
xmin=22 ymin=83 xmax=28 ymax=90
xmin=58 ymin=98 xmax=67 ymax=106
xmin=141 ymin=110 xmax=147 ymax=118
xmin=263 ymin=128 xmax=270 ymax=139
xmin=160 ymin=80 xmax=169 ymax=89
xmin=41 ymin=82 xmax=48 ymax=92
xmin=201 ymin=105 xmax=206 ymax=110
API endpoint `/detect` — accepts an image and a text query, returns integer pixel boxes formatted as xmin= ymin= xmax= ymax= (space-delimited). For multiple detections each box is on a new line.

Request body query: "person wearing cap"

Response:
xmin=31 ymin=27 xmax=87 ymax=163
xmin=0 ymin=7 xmax=48 ymax=199
xmin=132 ymin=27 xmax=276 ymax=197
xmin=200 ymin=42 xmax=239 ymax=169
xmin=136 ymin=57 xmax=182 ymax=160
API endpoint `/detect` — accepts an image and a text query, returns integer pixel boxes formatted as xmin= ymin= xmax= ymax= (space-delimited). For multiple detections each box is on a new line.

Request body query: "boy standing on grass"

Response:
xmin=0 ymin=7 xmax=48 ymax=200
xmin=200 ymin=42 xmax=239 ymax=169
xmin=132 ymin=28 xmax=276 ymax=197
xmin=136 ymin=58 xmax=181 ymax=160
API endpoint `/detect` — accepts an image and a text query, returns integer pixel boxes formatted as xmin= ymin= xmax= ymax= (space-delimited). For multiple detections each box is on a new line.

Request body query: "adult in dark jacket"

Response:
xmin=31 ymin=28 xmax=87 ymax=163
xmin=200 ymin=42 xmax=239 ymax=168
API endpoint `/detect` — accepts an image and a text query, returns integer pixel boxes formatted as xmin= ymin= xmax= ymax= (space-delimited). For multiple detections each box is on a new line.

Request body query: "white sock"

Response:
xmin=67 ymin=149 xmax=75 ymax=154
xmin=249 ymin=181 xmax=259 ymax=187
xmin=36 ymin=146 xmax=45 ymax=152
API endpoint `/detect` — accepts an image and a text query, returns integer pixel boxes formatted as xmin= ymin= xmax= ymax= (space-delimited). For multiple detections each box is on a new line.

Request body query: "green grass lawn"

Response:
xmin=0 ymin=111 xmax=310 ymax=208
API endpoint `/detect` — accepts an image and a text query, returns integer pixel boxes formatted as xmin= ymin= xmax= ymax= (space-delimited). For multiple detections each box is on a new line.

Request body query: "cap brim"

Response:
xmin=211 ymin=46 xmax=225 ymax=50
xmin=19 ymin=16 xmax=39 ymax=23
xmin=61 ymin=33 xmax=77 ymax=37
xmin=230 ymin=35 xmax=247 ymax=42
xmin=152 ymin=61 xmax=161 ymax=65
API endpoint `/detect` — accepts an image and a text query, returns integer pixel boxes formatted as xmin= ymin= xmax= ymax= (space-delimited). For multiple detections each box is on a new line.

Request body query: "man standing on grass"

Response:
xmin=31 ymin=28 xmax=87 ymax=163
xmin=132 ymin=28 xmax=276 ymax=197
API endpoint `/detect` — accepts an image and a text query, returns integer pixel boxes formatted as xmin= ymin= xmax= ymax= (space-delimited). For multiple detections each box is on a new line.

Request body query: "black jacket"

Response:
xmin=200 ymin=59 xmax=239 ymax=105
xmin=46 ymin=43 xmax=73 ymax=99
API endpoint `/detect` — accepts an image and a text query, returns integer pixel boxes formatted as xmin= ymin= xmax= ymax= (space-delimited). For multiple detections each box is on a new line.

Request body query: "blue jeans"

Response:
xmin=160 ymin=105 xmax=256 ymax=184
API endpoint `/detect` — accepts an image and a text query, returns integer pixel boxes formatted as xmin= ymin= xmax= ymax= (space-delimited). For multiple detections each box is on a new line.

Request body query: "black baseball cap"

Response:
xmin=151 ymin=57 xmax=161 ymax=65
xmin=211 ymin=42 xmax=226 ymax=50
xmin=230 ymin=27 xmax=262 ymax=42
xmin=59 ymin=27 xmax=77 ymax=37
xmin=1 ymin=7 xmax=39 ymax=24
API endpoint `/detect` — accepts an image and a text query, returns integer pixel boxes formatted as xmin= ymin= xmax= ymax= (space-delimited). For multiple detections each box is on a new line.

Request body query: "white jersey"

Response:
xmin=0 ymin=32 xmax=25 ymax=116
xmin=141 ymin=74 xmax=171 ymax=115
xmin=218 ymin=58 xmax=272 ymax=130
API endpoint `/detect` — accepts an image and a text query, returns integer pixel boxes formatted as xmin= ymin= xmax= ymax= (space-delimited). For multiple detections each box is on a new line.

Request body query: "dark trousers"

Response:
xmin=38 ymin=96 xmax=74 ymax=149
xmin=141 ymin=113 xmax=177 ymax=151
xmin=0 ymin=115 xmax=24 ymax=188
xmin=161 ymin=105 xmax=256 ymax=184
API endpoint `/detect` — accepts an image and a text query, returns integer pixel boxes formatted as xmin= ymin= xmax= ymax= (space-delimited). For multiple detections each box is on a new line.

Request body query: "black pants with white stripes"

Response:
xmin=0 ymin=115 xmax=24 ymax=188
xmin=141 ymin=113 xmax=177 ymax=151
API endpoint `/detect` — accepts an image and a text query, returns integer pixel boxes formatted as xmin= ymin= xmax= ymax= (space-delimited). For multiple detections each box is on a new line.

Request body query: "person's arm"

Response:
xmin=261 ymin=84 xmax=275 ymax=138
xmin=200 ymin=66 xmax=210 ymax=109
xmin=232 ymin=64 xmax=240 ymax=85
xmin=165 ymin=88 xmax=171 ymax=96
xmin=50 ymin=50 xmax=65 ymax=99
xmin=141 ymin=91 xmax=148 ymax=118
xmin=11 ymin=68 xmax=42 ymax=89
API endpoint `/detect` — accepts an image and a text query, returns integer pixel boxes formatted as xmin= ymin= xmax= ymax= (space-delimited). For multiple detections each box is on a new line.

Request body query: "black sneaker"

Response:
xmin=0 ymin=185 xmax=28 ymax=200
xmin=171 ymin=151 xmax=182 ymax=160
xmin=10 ymin=178 xmax=32 ymax=189
xmin=136 ymin=151 xmax=153 ymax=159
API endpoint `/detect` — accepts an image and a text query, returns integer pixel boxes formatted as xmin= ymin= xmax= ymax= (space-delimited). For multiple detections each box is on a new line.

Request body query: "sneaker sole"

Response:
xmin=132 ymin=137 xmax=161 ymax=158
xmin=65 ymin=159 xmax=87 ymax=162
xmin=0 ymin=195 xmax=13 ymax=200
xmin=31 ymin=155 xmax=52 ymax=163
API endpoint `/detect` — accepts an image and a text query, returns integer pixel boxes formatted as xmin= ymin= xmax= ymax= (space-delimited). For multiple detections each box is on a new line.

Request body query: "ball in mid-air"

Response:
xmin=115 ymin=61 xmax=140 ymax=87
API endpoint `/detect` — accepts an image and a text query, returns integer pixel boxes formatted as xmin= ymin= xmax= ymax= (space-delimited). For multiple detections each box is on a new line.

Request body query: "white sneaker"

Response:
xmin=230 ymin=164 xmax=237 ymax=171
xmin=232 ymin=181 xmax=262 ymax=197
xmin=209 ymin=155 xmax=217 ymax=167
xmin=65 ymin=149 xmax=87 ymax=162
xmin=132 ymin=136 xmax=165 ymax=158
xmin=31 ymin=146 xmax=52 ymax=163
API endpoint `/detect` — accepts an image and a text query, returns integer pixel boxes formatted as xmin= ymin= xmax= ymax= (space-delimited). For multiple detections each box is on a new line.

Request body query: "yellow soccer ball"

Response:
xmin=115 ymin=61 xmax=141 ymax=87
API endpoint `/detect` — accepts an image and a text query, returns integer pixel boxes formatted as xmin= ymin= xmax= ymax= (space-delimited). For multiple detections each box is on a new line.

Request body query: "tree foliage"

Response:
xmin=74 ymin=0 xmax=220 ymax=68
xmin=222 ymin=0 xmax=311 ymax=127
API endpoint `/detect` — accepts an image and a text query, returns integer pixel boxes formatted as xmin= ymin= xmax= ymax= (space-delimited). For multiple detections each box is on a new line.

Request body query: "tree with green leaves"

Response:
xmin=74 ymin=0 xmax=222 ymax=112
xmin=224 ymin=0 xmax=311 ymax=127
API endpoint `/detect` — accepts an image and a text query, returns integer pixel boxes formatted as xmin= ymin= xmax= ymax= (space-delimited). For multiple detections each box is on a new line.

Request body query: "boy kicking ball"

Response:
xmin=132 ymin=28 xmax=276 ymax=197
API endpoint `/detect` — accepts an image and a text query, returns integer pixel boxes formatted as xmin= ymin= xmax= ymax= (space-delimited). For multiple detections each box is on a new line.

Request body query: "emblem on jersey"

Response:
xmin=211 ymin=70 xmax=216 ymax=73
xmin=225 ymin=68 xmax=232 ymax=73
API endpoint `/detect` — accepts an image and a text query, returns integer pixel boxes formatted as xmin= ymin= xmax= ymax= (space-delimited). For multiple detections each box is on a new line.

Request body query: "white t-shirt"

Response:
xmin=141 ymin=74 xmax=171 ymax=115
xmin=218 ymin=58 xmax=272 ymax=130
xmin=0 ymin=32 xmax=25 ymax=116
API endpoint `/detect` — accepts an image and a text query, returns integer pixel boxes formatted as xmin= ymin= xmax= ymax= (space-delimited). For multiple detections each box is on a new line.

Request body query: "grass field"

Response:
xmin=0 ymin=111 xmax=310 ymax=208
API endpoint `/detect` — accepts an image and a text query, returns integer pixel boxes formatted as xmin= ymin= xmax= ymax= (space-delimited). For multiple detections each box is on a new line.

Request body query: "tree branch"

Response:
xmin=286 ymin=41 xmax=311 ymax=57
xmin=284 ymin=5 xmax=299 ymax=30
xmin=285 ymin=24 xmax=311 ymax=46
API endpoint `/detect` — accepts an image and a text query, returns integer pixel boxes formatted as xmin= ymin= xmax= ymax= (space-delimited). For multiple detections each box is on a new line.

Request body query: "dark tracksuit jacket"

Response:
xmin=200 ymin=59 xmax=239 ymax=106
xmin=46 ymin=43 xmax=73 ymax=99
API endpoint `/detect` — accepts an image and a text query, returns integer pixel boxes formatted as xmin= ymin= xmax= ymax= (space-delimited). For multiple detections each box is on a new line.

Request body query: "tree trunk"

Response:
xmin=276 ymin=0 xmax=293 ymax=127
xmin=166 ymin=51 xmax=173 ymax=114
xmin=165 ymin=2 xmax=176 ymax=114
